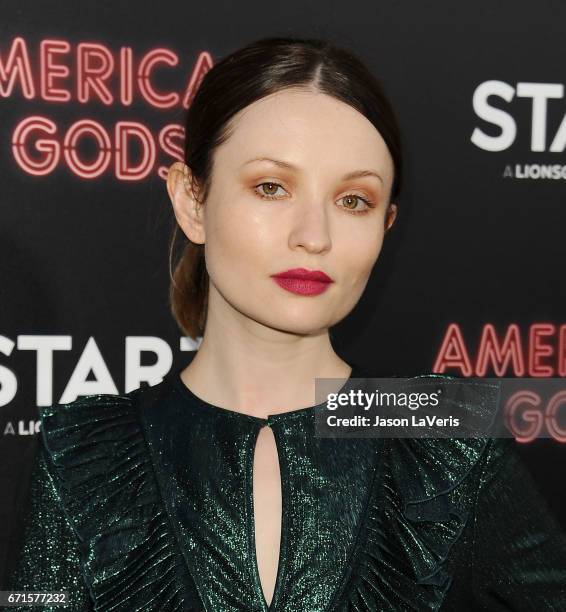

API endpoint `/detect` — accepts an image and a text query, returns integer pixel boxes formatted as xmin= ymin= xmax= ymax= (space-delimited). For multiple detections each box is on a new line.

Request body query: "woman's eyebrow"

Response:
xmin=342 ymin=169 xmax=383 ymax=185
xmin=240 ymin=157 xmax=383 ymax=185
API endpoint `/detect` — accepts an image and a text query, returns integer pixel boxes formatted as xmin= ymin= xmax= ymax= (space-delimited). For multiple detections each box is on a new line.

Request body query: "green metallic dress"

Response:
xmin=5 ymin=357 xmax=566 ymax=611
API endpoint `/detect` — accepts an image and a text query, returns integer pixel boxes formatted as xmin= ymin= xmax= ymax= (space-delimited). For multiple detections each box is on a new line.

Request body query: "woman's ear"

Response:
xmin=385 ymin=202 xmax=398 ymax=231
xmin=166 ymin=161 xmax=206 ymax=244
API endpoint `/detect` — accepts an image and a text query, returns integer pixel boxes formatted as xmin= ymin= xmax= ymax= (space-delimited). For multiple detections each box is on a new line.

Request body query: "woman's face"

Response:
xmin=173 ymin=87 xmax=397 ymax=336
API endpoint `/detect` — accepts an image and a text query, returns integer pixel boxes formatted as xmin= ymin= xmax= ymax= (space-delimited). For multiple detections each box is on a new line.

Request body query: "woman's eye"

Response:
xmin=338 ymin=194 xmax=374 ymax=215
xmin=253 ymin=183 xmax=374 ymax=215
xmin=254 ymin=182 xmax=288 ymax=199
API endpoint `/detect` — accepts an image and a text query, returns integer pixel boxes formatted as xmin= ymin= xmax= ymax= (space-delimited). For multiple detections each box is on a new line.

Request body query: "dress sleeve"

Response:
xmin=471 ymin=438 xmax=566 ymax=610
xmin=4 ymin=440 xmax=94 ymax=611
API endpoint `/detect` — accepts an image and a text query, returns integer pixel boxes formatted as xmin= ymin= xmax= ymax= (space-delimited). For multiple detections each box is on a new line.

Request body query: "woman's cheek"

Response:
xmin=347 ymin=230 xmax=382 ymax=266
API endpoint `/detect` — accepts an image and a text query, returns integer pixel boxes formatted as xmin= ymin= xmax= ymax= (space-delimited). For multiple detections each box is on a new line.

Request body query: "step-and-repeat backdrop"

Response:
xmin=2 ymin=0 xmax=565 ymax=578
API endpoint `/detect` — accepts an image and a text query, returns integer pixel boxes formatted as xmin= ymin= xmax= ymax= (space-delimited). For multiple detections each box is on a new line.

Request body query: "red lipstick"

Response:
xmin=271 ymin=268 xmax=333 ymax=296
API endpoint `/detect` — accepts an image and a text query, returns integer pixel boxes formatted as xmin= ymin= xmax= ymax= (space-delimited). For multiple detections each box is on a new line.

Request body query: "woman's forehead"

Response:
xmin=216 ymin=89 xmax=393 ymax=177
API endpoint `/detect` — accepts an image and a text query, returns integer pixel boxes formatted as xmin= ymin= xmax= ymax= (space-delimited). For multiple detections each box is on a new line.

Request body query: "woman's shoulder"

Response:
xmin=382 ymin=370 xmax=512 ymax=499
xmin=36 ymin=375 xmax=180 ymax=498
xmin=339 ymin=373 xmax=516 ymax=609
xmin=37 ymin=381 xmax=155 ymax=505
xmin=36 ymin=376 xmax=180 ymax=541
xmin=39 ymin=380 xmax=148 ymax=426
xmin=38 ymin=375 xmax=174 ymax=450
xmin=354 ymin=366 xmax=508 ymax=483
xmin=35 ymin=376 xmax=191 ymax=609
xmin=367 ymin=370 xmax=513 ymax=548
xmin=37 ymin=388 xmax=141 ymax=478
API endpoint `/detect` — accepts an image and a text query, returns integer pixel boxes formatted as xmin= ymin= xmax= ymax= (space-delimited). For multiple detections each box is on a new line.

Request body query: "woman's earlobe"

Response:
xmin=385 ymin=203 xmax=398 ymax=231
xmin=167 ymin=163 xmax=206 ymax=245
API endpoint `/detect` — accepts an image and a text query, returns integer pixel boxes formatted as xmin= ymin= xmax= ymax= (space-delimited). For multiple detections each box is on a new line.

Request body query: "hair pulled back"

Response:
xmin=169 ymin=36 xmax=403 ymax=339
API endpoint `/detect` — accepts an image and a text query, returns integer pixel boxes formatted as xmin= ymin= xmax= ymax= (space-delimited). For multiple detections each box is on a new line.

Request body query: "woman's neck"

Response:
xmin=180 ymin=327 xmax=352 ymax=419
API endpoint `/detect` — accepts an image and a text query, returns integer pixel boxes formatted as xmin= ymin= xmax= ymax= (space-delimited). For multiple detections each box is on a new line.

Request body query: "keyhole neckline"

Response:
xmin=249 ymin=422 xmax=286 ymax=610
xmin=172 ymin=362 xmax=367 ymax=425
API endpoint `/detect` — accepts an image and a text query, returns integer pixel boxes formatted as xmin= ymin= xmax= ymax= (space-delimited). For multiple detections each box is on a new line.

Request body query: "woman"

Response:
xmin=5 ymin=37 xmax=566 ymax=611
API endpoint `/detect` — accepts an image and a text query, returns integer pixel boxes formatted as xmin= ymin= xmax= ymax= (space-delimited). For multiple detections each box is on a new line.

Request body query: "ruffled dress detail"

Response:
xmin=32 ymin=371 xmax=509 ymax=611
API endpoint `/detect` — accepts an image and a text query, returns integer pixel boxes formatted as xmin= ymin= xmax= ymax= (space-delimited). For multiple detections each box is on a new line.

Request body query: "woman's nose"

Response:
xmin=287 ymin=200 xmax=332 ymax=254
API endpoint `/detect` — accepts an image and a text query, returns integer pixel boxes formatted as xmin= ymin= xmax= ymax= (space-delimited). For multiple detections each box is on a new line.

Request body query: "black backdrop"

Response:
xmin=2 ymin=0 xmax=566 ymax=581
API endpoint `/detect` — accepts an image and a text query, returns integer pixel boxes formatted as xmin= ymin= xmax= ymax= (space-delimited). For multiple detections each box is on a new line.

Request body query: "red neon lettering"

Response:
xmin=545 ymin=390 xmax=566 ymax=443
xmin=12 ymin=116 xmax=60 ymax=175
xmin=435 ymin=323 xmax=566 ymax=376
xmin=432 ymin=323 xmax=473 ymax=376
xmin=40 ymin=39 xmax=71 ymax=102
xmin=182 ymin=50 xmax=213 ymax=109
xmin=120 ymin=47 xmax=133 ymax=106
xmin=138 ymin=49 xmax=180 ymax=109
xmin=2 ymin=37 xmax=215 ymax=108
xmin=558 ymin=324 xmax=566 ymax=377
xmin=529 ymin=323 xmax=555 ymax=377
xmin=115 ymin=121 xmax=156 ymax=180
xmin=475 ymin=323 xmax=525 ymax=376
xmin=157 ymin=123 xmax=184 ymax=180
xmin=505 ymin=390 xmax=543 ymax=443
xmin=77 ymin=43 xmax=114 ymax=105
xmin=63 ymin=120 xmax=112 ymax=179
xmin=0 ymin=37 xmax=35 ymax=98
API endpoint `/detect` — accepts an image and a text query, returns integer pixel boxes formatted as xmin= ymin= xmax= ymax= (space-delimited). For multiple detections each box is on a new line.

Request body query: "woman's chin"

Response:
xmin=254 ymin=311 xmax=337 ymax=337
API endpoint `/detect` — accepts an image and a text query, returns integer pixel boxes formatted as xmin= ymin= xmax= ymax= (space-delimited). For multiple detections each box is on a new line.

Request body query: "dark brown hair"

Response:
xmin=169 ymin=36 xmax=403 ymax=339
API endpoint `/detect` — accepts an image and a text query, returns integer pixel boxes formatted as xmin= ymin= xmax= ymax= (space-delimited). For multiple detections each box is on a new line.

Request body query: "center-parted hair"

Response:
xmin=169 ymin=36 xmax=403 ymax=340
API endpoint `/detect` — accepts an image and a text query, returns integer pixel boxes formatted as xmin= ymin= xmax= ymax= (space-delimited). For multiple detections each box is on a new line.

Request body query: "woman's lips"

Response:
xmin=271 ymin=269 xmax=333 ymax=296
xmin=272 ymin=277 xmax=332 ymax=295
